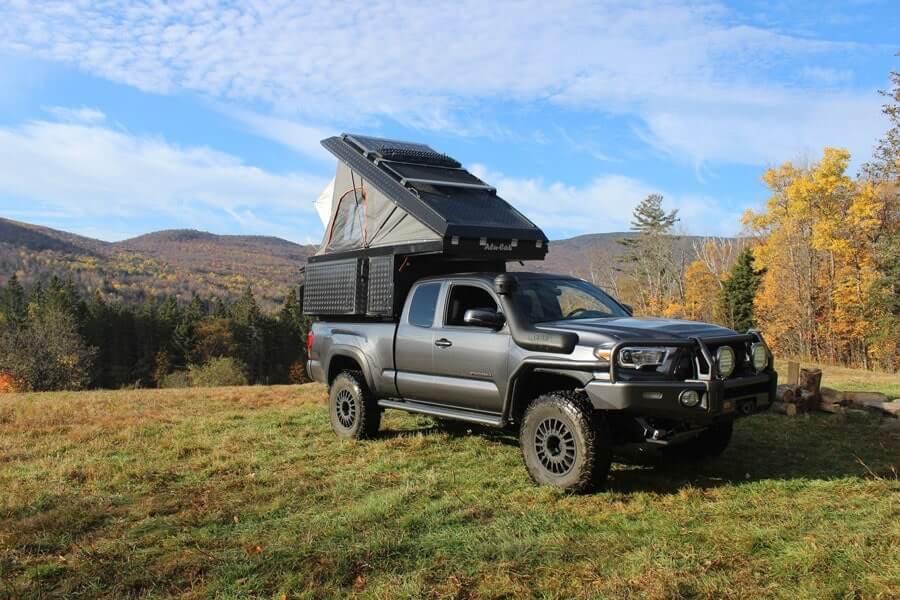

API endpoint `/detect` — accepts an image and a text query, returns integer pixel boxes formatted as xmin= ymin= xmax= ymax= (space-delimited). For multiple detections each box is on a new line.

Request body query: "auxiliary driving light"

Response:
xmin=716 ymin=346 xmax=735 ymax=378
xmin=751 ymin=343 xmax=768 ymax=372
xmin=679 ymin=389 xmax=701 ymax=408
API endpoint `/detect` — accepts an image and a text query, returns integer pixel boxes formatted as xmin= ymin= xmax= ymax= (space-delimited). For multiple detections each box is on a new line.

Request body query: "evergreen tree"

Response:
xmin=618 ymin=193 xmax=681 ymax=313
xmin=718 ymin=248 xmax=763 ymax=332
xmin=0 ymin=275 xmax=26 ymax=327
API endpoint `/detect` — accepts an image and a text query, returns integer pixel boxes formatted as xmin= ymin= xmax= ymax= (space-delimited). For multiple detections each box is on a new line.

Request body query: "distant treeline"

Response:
xmin=0 ymin=275 xmax=310 ymax=392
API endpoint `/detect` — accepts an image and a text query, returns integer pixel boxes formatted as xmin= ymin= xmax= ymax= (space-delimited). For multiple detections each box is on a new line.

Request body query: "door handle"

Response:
xmin=434 ymin=338 xmax=453 ymax=348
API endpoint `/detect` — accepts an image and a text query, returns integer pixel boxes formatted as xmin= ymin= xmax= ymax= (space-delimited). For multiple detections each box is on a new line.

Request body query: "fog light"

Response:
xmin=751 ymin=343 xmax=768 ymax=372
xmin=716 ymin=346 xmax=735 ymax=378
xmin=679 ymin=389 xmax=701 ymax=408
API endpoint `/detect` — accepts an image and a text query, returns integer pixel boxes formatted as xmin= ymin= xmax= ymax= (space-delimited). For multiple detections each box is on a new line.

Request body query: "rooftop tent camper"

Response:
xmin=302 ymin=133 xmax=549 ymax=318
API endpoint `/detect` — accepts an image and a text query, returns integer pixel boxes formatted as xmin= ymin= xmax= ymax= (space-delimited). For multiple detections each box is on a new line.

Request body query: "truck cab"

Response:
xmin=308 ymin=271 xmax=777 ymax=492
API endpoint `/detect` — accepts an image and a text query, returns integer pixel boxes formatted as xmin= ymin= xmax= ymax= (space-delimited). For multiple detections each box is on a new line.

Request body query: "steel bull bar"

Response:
xmin=585 ymin=332 xmax=777 ymax=421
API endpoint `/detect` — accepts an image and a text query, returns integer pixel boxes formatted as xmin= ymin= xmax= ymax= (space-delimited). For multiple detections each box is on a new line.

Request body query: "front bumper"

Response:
xmin=584 ymin=371 xmax=777 ymax=423
xmin=584 ymin=332 xmax=777 ymax=423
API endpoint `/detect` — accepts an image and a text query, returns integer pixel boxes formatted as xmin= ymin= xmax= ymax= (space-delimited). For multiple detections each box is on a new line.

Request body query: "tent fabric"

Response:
xmin=316 ymin=163 xmax=440 ymax=255
xmin=313 ymin=178 xmax=335 ymax=226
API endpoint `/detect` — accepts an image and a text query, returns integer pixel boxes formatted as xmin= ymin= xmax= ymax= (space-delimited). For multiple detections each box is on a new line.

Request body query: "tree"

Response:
xmin=718 ymin=249 xmax=762 ymax=332
xmin=0 ymin=275 xmax=26 ymax=328
xmin=618 ymin=193 xmax=681 ymax=314
xmin=0 ymin=303 xmax=96 ymax=391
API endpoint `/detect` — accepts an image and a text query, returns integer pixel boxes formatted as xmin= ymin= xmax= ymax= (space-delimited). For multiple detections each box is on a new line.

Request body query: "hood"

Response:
xmin=536 ymin=317 xmax=737 ymax=343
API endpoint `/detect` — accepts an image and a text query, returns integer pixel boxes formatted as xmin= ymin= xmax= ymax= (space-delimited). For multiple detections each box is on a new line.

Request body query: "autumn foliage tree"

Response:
xmin=744 ymin=146 xmax=896 ymax=368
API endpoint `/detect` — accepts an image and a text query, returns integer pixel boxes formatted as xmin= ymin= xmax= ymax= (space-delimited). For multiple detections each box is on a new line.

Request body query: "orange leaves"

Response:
xmin=0 ymin=373 xmax=17 ymax=393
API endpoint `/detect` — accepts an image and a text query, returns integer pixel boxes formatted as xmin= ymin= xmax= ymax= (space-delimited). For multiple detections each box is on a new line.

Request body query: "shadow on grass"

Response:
xmin=380 ymin=412 xmax=899 ymax=494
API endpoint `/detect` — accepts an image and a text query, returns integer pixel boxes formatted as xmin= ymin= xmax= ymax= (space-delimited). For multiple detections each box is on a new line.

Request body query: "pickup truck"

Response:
xmin=307 ymin=271 xmax=777 ymax=491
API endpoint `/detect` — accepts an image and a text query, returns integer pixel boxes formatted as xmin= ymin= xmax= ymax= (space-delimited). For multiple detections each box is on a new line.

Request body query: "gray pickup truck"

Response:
xmin=308 ymin=271 xmax=777 ymax=491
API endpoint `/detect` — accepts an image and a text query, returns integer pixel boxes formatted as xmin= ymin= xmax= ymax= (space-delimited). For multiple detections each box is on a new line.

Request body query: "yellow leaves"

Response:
xmin=750 ymin=146 xmax=893 ymax=366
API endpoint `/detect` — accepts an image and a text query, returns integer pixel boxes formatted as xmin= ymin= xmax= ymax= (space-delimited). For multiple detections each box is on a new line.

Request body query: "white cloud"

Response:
xmin=45 ymin=106 xmax=106 ymax=124
xmin=224 ymin=108 xmax=333 ymax=162
xmin=470 ymin=164 xmax=743 ymax=238
xmin=0 ymin=1 xmax=884 ymax=166
xmin=0 ymin=116 xmax=327 ymax=242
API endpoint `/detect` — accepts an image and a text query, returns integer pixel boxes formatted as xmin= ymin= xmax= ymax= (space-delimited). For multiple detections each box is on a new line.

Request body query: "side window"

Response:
xmin=445 ymin=285 xmax=498 ymax=326
xmin=408 ymin=283 xmax=441 ymax=327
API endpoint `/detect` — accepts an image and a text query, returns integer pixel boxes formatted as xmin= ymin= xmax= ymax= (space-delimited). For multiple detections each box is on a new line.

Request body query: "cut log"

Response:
xmin=771 ymin=401 xmax=798 ymax=416
xmin=786 ymin=361 xmax=800 ymax=386
xmin=775 ymin=384 xmax=797 ymax=404
xmin=820 ymin=387 xmax=845 ymax=405
xmin=798 ymin=389 xmax=819 ymax=411
xmin=799 ymin=368 xmax=823 ymax=396
xmin=843 ymin=391 xmax=890 ymax=404
xmin=818 ymin=401 xmax=846 ymax=415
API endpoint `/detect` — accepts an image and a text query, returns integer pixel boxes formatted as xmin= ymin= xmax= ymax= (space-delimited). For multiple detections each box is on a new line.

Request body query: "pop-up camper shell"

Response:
xmin=302 ymin=134 xmax=548 ymax=318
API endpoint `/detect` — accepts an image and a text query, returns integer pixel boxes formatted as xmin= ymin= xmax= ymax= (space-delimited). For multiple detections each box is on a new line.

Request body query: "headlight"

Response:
xmin=751 ymin=343 xmax=768 ymax=372
xmin=716 ymin=346 xmax=735 ymax=378
xmin=617 ymin=346 xmax=673 ymax=369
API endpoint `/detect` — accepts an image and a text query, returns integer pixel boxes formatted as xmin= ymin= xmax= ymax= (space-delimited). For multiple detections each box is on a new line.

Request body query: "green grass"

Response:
xmin=1 ymin=382 xmax=899 ymax=599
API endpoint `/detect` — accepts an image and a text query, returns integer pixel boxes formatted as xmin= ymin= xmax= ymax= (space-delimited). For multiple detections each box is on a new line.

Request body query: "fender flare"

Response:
xmin=502 ymin=360 xmax=597 ymax=420
xmin=326 ymin=345 xmax=375 ymax=390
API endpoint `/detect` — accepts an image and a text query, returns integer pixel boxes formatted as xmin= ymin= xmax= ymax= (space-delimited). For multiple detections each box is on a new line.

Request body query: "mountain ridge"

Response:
xmin=0 ymin=217 xmax=726 ymax=307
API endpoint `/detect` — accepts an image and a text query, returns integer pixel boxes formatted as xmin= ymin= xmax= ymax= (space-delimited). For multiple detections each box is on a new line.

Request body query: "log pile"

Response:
xmin=768 ymin=361 xmax=899 ymax=418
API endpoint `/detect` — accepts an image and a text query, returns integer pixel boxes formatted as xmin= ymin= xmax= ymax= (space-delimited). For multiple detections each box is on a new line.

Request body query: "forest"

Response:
xmin=0 ymin=276 xmax=310 ymax=392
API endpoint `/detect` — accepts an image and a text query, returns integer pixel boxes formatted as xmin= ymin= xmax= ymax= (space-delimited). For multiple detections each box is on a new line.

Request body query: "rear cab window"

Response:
xmin=408 ymin=282 xmax=441 ymax=327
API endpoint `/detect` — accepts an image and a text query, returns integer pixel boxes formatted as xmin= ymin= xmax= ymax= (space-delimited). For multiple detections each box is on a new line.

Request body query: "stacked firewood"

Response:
xmin=771 ymin=367 xmax=823 ymax=416
xmin=770 ymin=362 xmax=900 ymax=418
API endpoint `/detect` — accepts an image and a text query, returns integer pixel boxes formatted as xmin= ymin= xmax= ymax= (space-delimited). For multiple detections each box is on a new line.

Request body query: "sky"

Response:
xmin=0 ymin=1 xmax=896 ymax=245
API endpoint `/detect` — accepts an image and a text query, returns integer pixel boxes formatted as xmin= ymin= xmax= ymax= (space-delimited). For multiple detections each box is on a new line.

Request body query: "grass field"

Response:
xmin=2 ymin=373 xmax=899 ymax=598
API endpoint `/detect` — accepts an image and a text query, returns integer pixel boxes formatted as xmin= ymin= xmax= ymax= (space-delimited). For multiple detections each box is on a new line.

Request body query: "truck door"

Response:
xmin=429 ymin=282 xmax=510 ymax=413
xmin=395 ymin=281 xmax=442 ymax=401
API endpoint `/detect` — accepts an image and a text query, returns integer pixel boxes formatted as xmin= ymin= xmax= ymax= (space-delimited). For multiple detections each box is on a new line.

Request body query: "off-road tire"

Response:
xmin=665 ymin=420 xmax=733 ymax=460
xmin=519 ymin=391 xmax=611 ymax=492
xmin=329 ymin=370 xmax=380 ymax=440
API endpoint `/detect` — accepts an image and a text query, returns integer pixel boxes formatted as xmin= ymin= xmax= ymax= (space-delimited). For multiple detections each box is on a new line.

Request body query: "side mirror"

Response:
xmin=622 ymin=303 xmax=633 ymax=316
xmin=463 ymin=308 xmax=505 ymax=329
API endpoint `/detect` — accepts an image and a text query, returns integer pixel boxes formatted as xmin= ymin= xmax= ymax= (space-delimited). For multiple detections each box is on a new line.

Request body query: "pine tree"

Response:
xmin=719 ymin=248 xmax=763 ymax=333
xmin=0 ymin=275 xmax=26 ymax=327
xmin=618 ymin=193 xmax=681 ymax=314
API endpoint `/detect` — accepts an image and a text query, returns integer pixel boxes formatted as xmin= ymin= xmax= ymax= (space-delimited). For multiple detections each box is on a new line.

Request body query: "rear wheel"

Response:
xmin=665 ymin=420 xmax=733 ymax=460
xmin=519 ymin=391 xmax=611 ymax=492
xmin=329 ymin=370 xmax=380 ymax=439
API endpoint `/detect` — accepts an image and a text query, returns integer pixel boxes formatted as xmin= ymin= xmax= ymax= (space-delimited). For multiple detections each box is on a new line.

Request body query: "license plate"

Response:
xmin=722 ymin=400 xmax=736 ymax=413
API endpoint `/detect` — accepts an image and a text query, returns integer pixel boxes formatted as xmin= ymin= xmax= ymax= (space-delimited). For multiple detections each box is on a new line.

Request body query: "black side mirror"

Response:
xmin=622 ymin=303 xmax=633 ymax=316
xmin=463 ymin=308 xmax=505 ymax=329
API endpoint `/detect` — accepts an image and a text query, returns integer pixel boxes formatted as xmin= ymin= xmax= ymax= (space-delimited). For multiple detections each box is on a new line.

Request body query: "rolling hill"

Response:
xmin=0 ymin=217 xmax=722 ymax=308
xmin=0 ymin=218 xmax=315 ymax=309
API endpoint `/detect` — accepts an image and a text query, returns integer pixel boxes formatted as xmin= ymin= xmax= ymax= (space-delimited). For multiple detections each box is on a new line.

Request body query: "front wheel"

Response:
xmin=519 ymin=391 xmax=611 ymax=492
xmin=329 ymin=370 xmax=380 ymax=440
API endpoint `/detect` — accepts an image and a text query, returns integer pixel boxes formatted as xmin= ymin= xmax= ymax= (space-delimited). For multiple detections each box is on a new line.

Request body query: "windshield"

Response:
xmin=512 ymin=278 xmax=629 ymax=323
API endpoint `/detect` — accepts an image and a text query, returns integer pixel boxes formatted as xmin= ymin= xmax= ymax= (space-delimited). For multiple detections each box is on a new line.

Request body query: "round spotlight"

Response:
xmin=751 ymin=343 xmax=768 ymax=372
xmin=679 ymin=389 xmax=701 ymax=408
xmin=716 ymin=346 xmax=735 ymax=378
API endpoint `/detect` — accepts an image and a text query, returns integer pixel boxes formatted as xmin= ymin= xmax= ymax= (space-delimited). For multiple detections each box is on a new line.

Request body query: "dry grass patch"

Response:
xmin=1 ymin=382 xmax=898 ymax=599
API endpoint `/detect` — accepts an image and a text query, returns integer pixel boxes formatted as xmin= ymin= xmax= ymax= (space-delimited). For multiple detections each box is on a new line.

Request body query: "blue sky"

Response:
xmin=0 ymin=1 xmax=896 ymax=244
